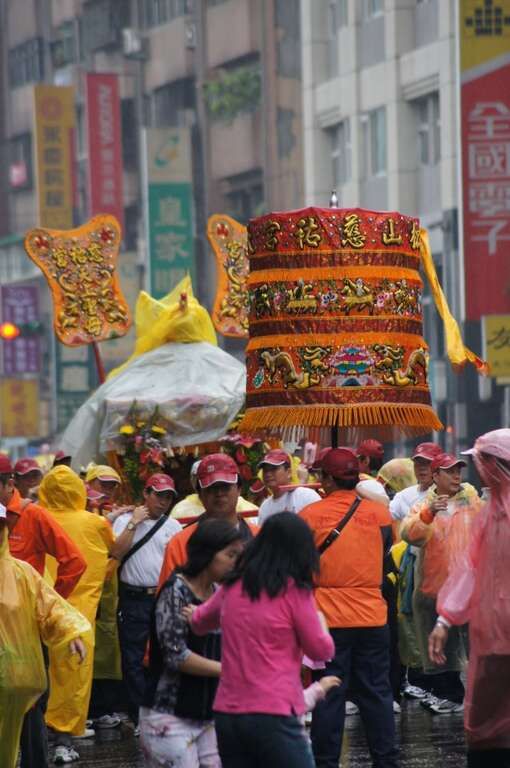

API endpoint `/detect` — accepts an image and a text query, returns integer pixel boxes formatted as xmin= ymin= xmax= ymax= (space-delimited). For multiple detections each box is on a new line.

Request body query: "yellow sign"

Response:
xmin=33 ymin=84 xmax=75 ymax=228
xmin=483 ymin=314 xmax=510 ymax=378
xmin=460 ymin=1 xmax=510 ymax=72
xmin=1 ymin=379 xmax=40 ymax=437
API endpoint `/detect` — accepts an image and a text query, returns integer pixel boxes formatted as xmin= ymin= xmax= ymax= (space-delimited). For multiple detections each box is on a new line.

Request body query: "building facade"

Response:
xmin=0 ymin=0 xmax=304 ymax=445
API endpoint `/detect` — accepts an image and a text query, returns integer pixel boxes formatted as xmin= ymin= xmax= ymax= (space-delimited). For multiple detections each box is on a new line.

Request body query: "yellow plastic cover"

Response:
xmin=108 ymin=275 xmax=217 ymax=379
xmin=0 ymin=528 xmax=90 ymax=768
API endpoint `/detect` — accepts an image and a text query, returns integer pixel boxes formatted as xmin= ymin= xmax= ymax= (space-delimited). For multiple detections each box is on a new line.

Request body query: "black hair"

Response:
xmin=367 ymin=455 xmax=383 ymax=474
xmin=180 ymin=518 xmax=243 ymax=578
xmin=0 ymin=474 xmax=12 ymax=486
xmin=326 ymin=474 xmax=358 ymax=491
xmin=225 ymin=511 xmax=319 ymax=599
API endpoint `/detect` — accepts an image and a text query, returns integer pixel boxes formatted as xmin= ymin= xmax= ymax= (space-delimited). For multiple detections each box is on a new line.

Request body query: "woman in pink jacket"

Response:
xmin=185 ymin=511 xmax=334 ymax=768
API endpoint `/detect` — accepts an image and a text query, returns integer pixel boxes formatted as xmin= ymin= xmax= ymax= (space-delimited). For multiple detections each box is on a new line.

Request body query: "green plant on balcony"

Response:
xmin=204 ymin=65 xmax=261 ymax=124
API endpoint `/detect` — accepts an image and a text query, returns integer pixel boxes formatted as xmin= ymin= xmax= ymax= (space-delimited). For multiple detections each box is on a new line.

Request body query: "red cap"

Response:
xmin=322 ymin=448 xmax=360 ymax=480
xmin=356 ymin=439 xmax=384 ymax=459
xmin=54 ymin=450 xmax=71 ymax=461
xmin=197 ymin=453 xmax=239 ymax=489
xmin=258 ymin=449 xmax=290 ymax=468
xmin=430 ymin=453 xmax=467 ymax=473
xmin=86 ymin=485 xmax=106 ymax=502
xmin=144 ymin=473 xmax=177 ymax=494
xmin=249 ymin=478 xmax=266 ymax=494
xmin=312 ymin=447 xmax=332 ymax=472
xmin=412 ymin=442 xmax=443 ymax=461
xmin=14 ymin=458 xmax=42 ymax=476
xmin=0 ymin=455 xmax=13 ymax=474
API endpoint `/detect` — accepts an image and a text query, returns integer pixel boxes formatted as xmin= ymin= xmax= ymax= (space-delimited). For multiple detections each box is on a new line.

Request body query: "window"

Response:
xmin=328 ymin=120 xmax=351 ymax=186
xmin=362 ymin=107 xmax=386 ymax=177
xmin=8 ymin=38 xmax=44 ymax=88
xmin=122 ymin=100 xmax=138 ymax=170
xmin=81 ymin=0 xmax=131 ymax=53
xmin=139 ymin=0 xmax=188 ymax=27
xmin=51 ymin=22 xmax=77 ymax=68
xmin=223 ymin=170 xmax=264 ymax=224
xmin=327 ymin=0 xmax=348 ymax=77
xmin=363 ymin=0 xmax=384 ymax=19
xmin=416 ymin=93 xmax=440 ymax=166
xmin=153 ymin=78 xmax=194 ymax=126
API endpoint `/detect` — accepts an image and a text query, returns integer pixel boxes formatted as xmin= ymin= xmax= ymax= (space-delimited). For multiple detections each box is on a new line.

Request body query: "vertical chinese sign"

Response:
xmin=86 ymin=73 xmax=125 ymax=233
xmin=142 ymin=128 xmax=195 ymax=299
xmin=460 ymin=0 xmax=510 ymax=320
xmin=33 ymin=84 xmax=75 ymax=228
xmin=1 ymin=380 xmax=40 ymax=437
xmin=1 ymin=285 xmax=40 ymax=375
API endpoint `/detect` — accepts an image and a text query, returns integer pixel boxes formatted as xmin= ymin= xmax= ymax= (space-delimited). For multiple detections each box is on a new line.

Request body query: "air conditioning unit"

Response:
xmin=185 ymin=21 xmax=196 ymax=49
xmin=122 ymin=28 xmax=148 ymax=59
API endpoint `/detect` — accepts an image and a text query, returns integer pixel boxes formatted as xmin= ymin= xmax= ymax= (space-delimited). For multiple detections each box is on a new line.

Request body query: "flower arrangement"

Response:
xmin=114 ymin=402 xmax=174 ymax=502
xmin=220 ymin=433 xmax=268 ymax=497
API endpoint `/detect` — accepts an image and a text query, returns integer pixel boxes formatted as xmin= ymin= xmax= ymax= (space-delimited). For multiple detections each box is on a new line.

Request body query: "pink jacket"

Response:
xmin=191 ymin=578 xmax=334 ymax=716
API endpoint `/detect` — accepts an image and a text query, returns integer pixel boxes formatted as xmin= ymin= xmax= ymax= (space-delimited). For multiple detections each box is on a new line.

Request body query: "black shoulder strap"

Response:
xmin=318 ymin=497 xmax=361 ymax=556
xmin=119 ymin=513 xmax=168 ymax=574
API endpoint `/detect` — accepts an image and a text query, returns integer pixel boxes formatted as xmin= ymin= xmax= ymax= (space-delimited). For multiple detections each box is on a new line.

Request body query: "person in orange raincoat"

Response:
xmin=0 ymin=501 xmax=90 ymax=768
xmin=38 ymin=466 xmax=114 ymax=758
xmin=401 ymin=452 xmax=482 ymax=714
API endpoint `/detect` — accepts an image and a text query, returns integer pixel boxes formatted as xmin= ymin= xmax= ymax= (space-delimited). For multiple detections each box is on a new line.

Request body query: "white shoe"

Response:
xmin=54 ymin=745 xmax=80 ymax=764
xmin=429 ymin=698 xmax=464 ymax=714
xmin=404 ymin=684 xmax=428 ymax=699
xmin=419 ymin=693 xmax=440 ymax=710
xmin=393 ymin=701 xmax=401 ymax=713
xmin=94 ymin=714 xmax=121 ymax=729
xmin=133 ymin=725 xmax=140 ymax=737
xmin=345 ymin=701 xmax=359 ymax=715
xmin=73 ymin=727 xmax=95 ymax=739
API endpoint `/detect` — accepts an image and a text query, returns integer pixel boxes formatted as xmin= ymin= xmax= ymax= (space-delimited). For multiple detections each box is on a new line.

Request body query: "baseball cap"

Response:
xmin=356 ymin=439 xmax=384 ymax=459
xmin=0 ymin=455 xmax=13 ymax=475
xmin=258 ymin=449 xmax=290 ymax=468
xmin=145 ymin=473 xmax=177 ymax=494
xmin=197 ymin=454 xmax=239 ymax=489
xmin=85 ymin=465 xmax=121 ymax=484
xmin=14 ymin=458 xmax=42 ymax=476
xmin=85 ymin=485 xmax=106 ymax=502
xmin=412 ymin=442 xmax=443 ymax=461
xmin=54 ymin=450 xmax=72 ymax=461
xmin=321 ymin=448 xmax=360 ymax=480
xmin=430 ymin=453 xmax=467 ymax=473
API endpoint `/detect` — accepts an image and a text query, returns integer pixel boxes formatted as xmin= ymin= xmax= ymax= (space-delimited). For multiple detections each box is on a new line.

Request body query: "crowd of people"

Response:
xmin=1 ymin=429 xmax=509 ymax=768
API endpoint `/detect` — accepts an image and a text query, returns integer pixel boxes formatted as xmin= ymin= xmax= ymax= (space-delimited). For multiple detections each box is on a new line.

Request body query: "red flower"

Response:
xmin=235 ymin=448 xmax=247 ymax=464
xmin=216 ymin=222 xmax=229 ymax=238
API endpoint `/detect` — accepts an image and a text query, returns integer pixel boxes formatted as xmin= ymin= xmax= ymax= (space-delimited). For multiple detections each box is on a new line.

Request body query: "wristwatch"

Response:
xmin=126 ymin=521 xmax=137 ymax=532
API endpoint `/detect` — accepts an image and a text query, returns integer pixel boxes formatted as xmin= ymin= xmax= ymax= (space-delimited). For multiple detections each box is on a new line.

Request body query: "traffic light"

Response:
xmin=0 ymin=322 xmax=21 ymax=340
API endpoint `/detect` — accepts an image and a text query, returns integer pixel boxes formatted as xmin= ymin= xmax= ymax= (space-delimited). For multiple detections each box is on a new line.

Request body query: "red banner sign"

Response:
xmin=86 ymin=73 xmax=124 ymax=234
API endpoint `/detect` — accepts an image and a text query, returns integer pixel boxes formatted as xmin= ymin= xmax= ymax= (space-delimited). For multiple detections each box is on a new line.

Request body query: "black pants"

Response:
xmin=20 ymin=645 xmax=49 ymax=768
xmin=467 ymin=749 xmax=510 ymax=767
xmin=311 ymin=626 xmax=399 ymax=768
xmin=428 ymin=670 xmax=465 ymax=703
xmin=117 ymin=588 xmax=155 ymax=724
xmin=215 ymin=712 xmax=314 ymax=768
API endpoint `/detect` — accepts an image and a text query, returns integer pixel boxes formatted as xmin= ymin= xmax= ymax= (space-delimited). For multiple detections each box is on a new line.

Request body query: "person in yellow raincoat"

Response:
xmin=0 ymin=502 xmax=90 ymax=768
xmin=38 ymin=466 xmax=114 ymax=756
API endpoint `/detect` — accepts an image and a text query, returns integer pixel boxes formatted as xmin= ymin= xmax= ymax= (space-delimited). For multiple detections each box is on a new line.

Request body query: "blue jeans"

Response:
xmin=311 ymin=626 xmax=399 ymax=768
xmin=215 ymin=712 xmax=315 ymax=768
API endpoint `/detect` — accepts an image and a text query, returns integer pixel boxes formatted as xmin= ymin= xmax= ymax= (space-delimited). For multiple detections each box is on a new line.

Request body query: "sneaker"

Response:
xmin=133 ymin=725 xmax=140 ymax=737
xmin=86 ymin=719 xmax=93 ymax=728
xmin=304 ymin=711 xmax=312 ymax=726
xmin=73 ymin=727 xmax=95 ymax=739
xmin=114 ymin=711 xmax=130 ymax=722
xmin=393 ymin=701 xmax=401 ymax=713
xmin=404 ymin=684 xmax=428 ymax=700
xmin=345 ymin=701 xmax=359 ymax=715
xmin=54 ymin=745 xmax=80 ymax=764
xmin=429 ymin=698 xmax=464 ymax=715
xmin=419 ymin=693 xmax=440 ymax=710
xmin=94 ymin=714 xmax=121 ymax=729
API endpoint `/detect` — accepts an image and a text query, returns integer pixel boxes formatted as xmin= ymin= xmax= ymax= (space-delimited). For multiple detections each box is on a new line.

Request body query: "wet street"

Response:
xmin=68 ymin=699 xmax=466 ymax=767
